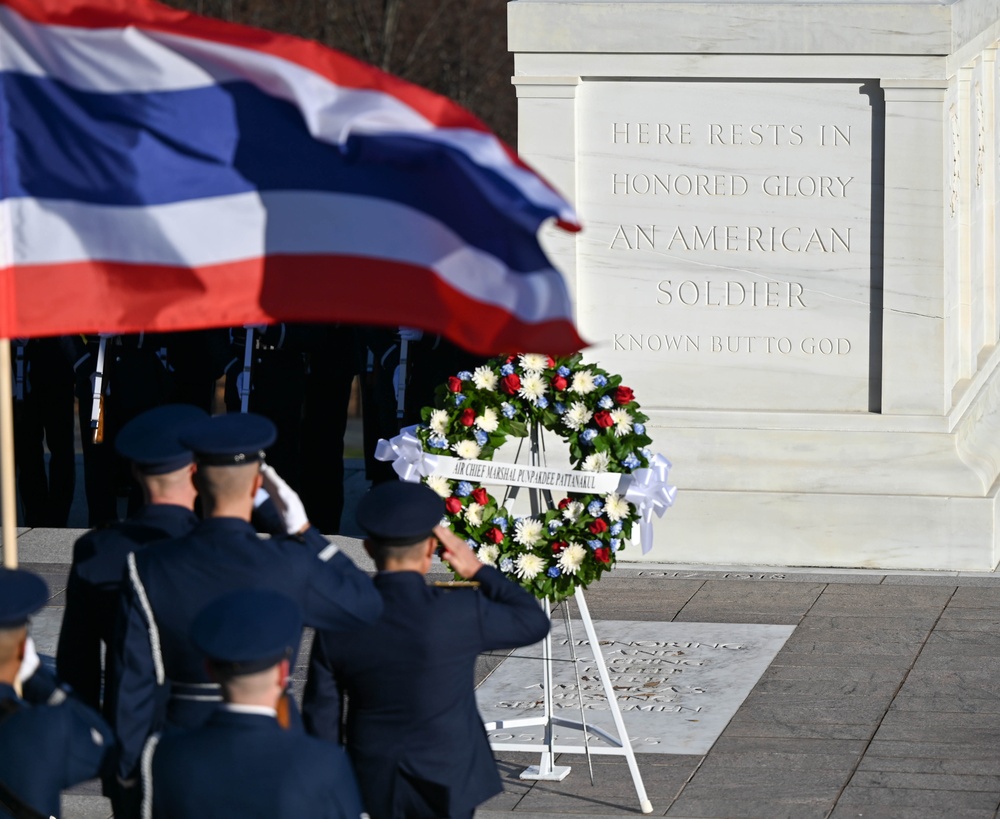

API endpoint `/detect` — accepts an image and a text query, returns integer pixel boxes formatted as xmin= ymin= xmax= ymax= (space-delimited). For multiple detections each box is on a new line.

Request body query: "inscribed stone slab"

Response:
xmin=476 ymin=620 xmax=794 ymax=754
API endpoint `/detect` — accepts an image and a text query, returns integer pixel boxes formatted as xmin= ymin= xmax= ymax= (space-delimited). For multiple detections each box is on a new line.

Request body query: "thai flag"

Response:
xmin=0 ymin=0 xmax=584 ymax=354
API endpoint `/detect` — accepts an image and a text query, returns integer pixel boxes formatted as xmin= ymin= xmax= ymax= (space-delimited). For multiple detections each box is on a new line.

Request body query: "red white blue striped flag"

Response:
xmin=0 ymin=0 xmax=584 ymax=354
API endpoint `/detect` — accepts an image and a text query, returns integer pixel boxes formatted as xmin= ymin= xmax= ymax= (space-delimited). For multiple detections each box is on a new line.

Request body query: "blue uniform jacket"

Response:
xmin=113 ymin=518 xmax=382 ymax=781
xmin=148 ymin=707 xmax=367 ymax=819
xmin=303 ymin=566 xmax=550 ymax=819
xmin=57 ymin=504 xmax=198 ymax=713
xmin=0 ymin=674 xmax=114 ymax=819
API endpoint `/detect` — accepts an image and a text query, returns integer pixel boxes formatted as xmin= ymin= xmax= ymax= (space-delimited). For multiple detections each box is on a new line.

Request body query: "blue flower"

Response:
xmin=492 ymin=516 xmax=508 ymax=532
xmin=610 ymin=522 xmax=623 ymax=536
xmin=456 ymin=481 xmax=473 ymax=497
xmin=548 ymin=520 xmax=562 ymax=533
xmin=581 ymin=429 xmax=597 ymax=444
xmin=610 ymin=538 xmax=621 ymax=550
xmin=587 ymin=500 xmax=604 ymax=516
xmin=598 ymin=395 xmax=614 ymax=409
xmin=557 ymin=366 xmax=571 ymax=377
xmin=500 ymin=363 xmax=514 ymax=376
xmin=622 ymin=453 xmax=641 ymax=470
xmin=554 ymin=402 xmax=566 ymax=415
xmin=547 ymin=566 xmax=561 ymax=578
xmin=457 ymin=370 xmax=473 ymax=380
xmin=454 ymin=393 xmax=465 ymax=406
xmin=474 ymin=429 xmax=488 ymax=445
xmin=634 ymin=423 xmax=645 ymax=435
xmin=536 ymin=396 xmax=549 ymax=409
xmin=467 ymin=538 xmax=477 ymax=548
xmin=500 ymin=557 xmax=514 ymax=573
xmin=639 ymin=447 xmax=652 ymax=459
xmin=594 ymin=374 xmax=608 ymax=387
xmin=501 ymin=402 xmax=516 ymax=419
xmin=429 ymin=434 xmax=448 ymax=449
xmin=587 ymin=539 xmax=602 ymax=550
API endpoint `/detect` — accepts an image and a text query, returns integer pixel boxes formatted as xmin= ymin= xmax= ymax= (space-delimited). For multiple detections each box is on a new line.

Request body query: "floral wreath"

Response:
xmin=414 ymin=352 xmax=656 ymax=602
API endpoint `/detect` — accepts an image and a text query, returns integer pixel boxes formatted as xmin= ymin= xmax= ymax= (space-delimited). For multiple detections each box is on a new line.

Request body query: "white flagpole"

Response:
xmin=1 ymin=338 xmax=18 ymax=568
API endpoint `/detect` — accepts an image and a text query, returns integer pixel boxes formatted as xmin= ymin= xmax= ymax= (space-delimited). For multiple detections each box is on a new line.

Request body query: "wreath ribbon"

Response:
xmin=622 ymin=453 xmax=677 ymax=554
xmin=375 ymin=425 xmax=439 ymax=483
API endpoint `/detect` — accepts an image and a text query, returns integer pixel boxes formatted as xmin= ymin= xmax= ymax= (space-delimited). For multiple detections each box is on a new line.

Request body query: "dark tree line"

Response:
xmin=163 ymin=0 xmax=517 ymax=145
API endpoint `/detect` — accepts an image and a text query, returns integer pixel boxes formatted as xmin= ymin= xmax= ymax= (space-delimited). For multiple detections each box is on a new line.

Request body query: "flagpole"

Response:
xmin=0 ymin=338 xmax=17 ymax=568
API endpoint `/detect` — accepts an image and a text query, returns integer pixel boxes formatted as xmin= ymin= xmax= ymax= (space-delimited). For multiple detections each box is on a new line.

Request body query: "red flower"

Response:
xmin=551 ymin=541 xmax=568 ymax=553
xmin=505 ymin=354 xmax=517 ymax=363
xmin=551 ymin=375 xmax=568 ymax=392
xmin=594 ymin=547 xmax=612 ymax=564
xmin=485 ymin=527 xmax=504 ymax=544
xmin=594 ymin=410 xmax=614 ymax=428
xmin=589 ymin=519 xmax=608 ymax=534
xmin=447 ymin=376 xmax=463 ymax=393
xmin=471 ymin=487 xmax=489 ymax=505
xmin=558 ymin=497 xmax=572 ymax=509
xmin=459 ymin=408 xmax=476 ymax=427
xmin=501 ymin=373 xmax=521 ymax=395
xmin=614 ymin=386 xmax=635 ymax=405
xmin=546 ymin=356 xmax=556 ymax=369
xmin=445 ymin=497 xmax=462 ymax=514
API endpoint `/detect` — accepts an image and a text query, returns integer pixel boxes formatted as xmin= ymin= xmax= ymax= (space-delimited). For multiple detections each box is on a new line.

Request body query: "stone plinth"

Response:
xmin=511 ymin=0 xmax=1000 ymax=569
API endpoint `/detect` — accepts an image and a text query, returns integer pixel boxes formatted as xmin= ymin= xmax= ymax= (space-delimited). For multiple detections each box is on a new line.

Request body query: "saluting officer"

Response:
xmin=145 ymin=589 xmax=368 ymax=819
xmin=303 ymin=481 xmax=550 ymax=819
xmin=0 ymin=569 xmax=114 ymax=819
xmin=112 ymin=413 xmax=382 ymax=813
xmin=57 ymin=404 xmax=206 ymax=715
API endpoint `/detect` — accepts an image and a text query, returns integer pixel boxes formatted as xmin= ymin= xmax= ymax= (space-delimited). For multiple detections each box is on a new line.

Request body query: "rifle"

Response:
xmin=238 ymin=326 xmax=255 ymax=413
xmin=89 ymin=334 xmax=112 ymax=444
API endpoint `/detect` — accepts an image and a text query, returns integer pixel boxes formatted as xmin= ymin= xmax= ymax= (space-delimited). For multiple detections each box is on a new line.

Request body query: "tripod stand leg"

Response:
xmin=520 ymin=599 xmax=570 ymax=781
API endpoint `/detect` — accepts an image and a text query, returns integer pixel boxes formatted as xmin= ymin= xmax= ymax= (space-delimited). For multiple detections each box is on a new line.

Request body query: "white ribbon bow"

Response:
xmin=622 ymin=453 xmax=677 ymax=554
xmin=374 ymin=425 xmax=439 ymax=483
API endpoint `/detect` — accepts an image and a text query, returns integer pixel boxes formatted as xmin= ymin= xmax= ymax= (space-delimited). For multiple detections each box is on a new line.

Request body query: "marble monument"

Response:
xmin=510 ymin=0 xmax=1000 ymax=569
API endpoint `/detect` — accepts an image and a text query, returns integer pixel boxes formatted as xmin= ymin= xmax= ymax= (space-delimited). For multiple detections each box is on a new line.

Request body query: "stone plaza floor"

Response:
xmin=12 ymin=510 xmax=1000 ymax=819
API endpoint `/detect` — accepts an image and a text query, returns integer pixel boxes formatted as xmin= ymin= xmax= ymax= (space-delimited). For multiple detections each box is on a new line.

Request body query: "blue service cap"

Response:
xmin=179 ymin=413 xmax=276 ymax=466
xmin=0 ymin=569 xmax=49 ymax=629
xmin=192 ymin=588 xmax=302 ymax=675
xmin=356 ymin=480 xmax=444 ymax=546
xmin=115 ymin=404 xmax=208 ymax=475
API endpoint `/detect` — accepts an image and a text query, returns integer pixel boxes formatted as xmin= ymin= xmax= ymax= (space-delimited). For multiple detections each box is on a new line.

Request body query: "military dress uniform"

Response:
xmin=303 ymin=482 xmax=550 ymax=819
xmin=112 ymin=414 xmax=383 ymax=794
xmin=56 ymin=405 xmax=206 ymax=714
xmin=0 ymin=570 xmax=114 ymax=819
xmin=146 ymin=589 xmax=368 ymax=819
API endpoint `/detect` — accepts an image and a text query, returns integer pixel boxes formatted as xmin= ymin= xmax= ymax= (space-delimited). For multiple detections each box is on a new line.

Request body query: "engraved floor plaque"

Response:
xmin=477 ymin=620 xmax=794 ymax=755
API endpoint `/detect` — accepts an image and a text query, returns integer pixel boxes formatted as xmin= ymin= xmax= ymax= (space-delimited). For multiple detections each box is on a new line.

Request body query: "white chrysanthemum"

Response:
xmin=562 ymin=501 xmax=584 ymax=522
xmin=582 ymin=451 xmax=612 ymax=472
xmin=518 ymin=372 xmax=547 ymax=404
xmin=514 ymin=552 xmax=546 ymax=580
xmin=453 ymin=439 xmax=482 ymax=460
xmin=425 ymin=475 xmax=452 ymax=498
xmin=465 ymin=502 xmax=484 ymax=526
xmin=604 ymin=493 xmax=632 ymax=522
xmin=558 ymin=543 xmax=588 ymax=575
xmin=472 ymin=366 xmax=498 ymax=391
xmin=570 ymin=370 xmax=596 ymax=395
xmin=563 ymin=402 xmax=593 ymax=431
xmin=519 ymin=353 xmax=549 ymax=372
xmin=476 ymin=407 xmax=499 ymax=433
xmin=513 ymin=517 xmax=544 ymax=546
xmin=477 ymin=544 xmax=499 ymax=567
xmin=610 ymin=408 xmax=633 ymax=437
xmin=429 ymin=409 xmax=449 ymax=435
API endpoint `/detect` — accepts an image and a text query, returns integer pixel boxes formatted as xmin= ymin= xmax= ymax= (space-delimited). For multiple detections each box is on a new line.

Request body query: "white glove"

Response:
xmin=16 ymin=636 xmax=40 ymax=684
xmin=398 ymin=326 xmax=424 ymax=342
xmin=260 ymin=464 xmax=310 ymax=534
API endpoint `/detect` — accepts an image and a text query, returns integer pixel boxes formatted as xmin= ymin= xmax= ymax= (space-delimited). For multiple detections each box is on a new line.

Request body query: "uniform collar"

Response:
xmin=196 ymin=517 xmax=256 ymax=533
xmin=0 ymin=682 xmax=21 ymax=703
xmin=136 ymin=504 xmax=198 ymax=523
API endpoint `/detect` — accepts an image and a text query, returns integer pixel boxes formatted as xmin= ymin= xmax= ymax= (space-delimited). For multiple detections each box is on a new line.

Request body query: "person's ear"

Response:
xmin=253 ymin=468 xmax=264 ymax=496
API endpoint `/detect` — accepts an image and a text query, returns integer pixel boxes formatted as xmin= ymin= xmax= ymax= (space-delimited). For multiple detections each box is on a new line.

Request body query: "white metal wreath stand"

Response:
xmin=482 ymin=426 xmax=653 ymax=814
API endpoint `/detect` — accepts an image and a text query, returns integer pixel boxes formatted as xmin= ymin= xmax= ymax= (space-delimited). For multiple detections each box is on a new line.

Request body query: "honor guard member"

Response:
xmin=146 ymin=589 xmax=368 ymax=819
xmin=57 ymin=404 xmax=206 ymax=715
xmin=0 ymin=569 xmax=114 ymax=819
xmin=303 ymin=482 xmax=550 ymax=819
xmin=113 ymin=413 xmax=382 ymax=814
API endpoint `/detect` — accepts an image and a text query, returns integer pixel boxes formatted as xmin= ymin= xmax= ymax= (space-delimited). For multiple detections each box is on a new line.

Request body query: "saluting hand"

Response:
xmin=433 ymin=525 xmax=482 ymax=580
